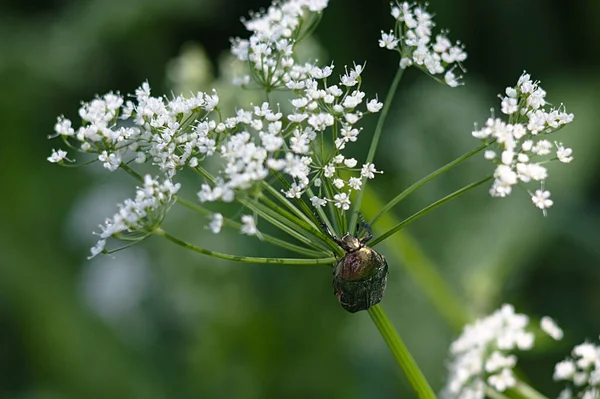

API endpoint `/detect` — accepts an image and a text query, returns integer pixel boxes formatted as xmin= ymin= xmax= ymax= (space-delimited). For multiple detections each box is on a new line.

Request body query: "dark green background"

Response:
xmin=1 ymin=0 xmax=599 ymax=398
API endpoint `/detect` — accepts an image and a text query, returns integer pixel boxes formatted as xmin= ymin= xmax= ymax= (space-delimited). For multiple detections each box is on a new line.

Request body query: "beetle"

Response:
xmin=324 ymin=221 xmax=388 ymax=313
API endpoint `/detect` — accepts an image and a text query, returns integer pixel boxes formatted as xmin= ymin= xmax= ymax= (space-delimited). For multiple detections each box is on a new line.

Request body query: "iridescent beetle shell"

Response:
xmin=329 ymin=224 xmax=388 ymax=313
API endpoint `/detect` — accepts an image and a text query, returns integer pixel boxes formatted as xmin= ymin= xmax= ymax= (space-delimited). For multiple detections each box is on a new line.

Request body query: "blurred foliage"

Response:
xmin=1 ymin=0 xmax=599 ymax=398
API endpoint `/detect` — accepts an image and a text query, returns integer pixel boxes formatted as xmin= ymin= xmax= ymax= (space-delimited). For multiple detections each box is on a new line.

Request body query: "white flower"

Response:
xmin=473 ymin=72 xmax=574 ymax=213
xmin=89 ymin=175 xmax=180 ymax=257
xmin=554 ymin=360 xmax=576 ymax=381
xmin=484 ymin=150 xmax=496 ymax=160
xmin=441 ymin=304 xmax=552 ymax=399
xmin=557 ymin=143 xmax=574 ymax=163
xmin=333 ymin=192 xmax=351 ymax=211
xmin=487 ymin=368 xmax=516 ymax=392
xmin=240 ymin=215 xmax=257 ymax=236
xmin=361 ymin=163 xmax=379 ymax=179
xmin=208 ymin=213 xmax=223 ymax=234
xmin=531 ymin=190 xmax=553 ymax=212
xmin=348 ymin=177 xmax=362 ymax=190
xmin=323 ymin=164 xmax=335 ymax=178
xmin=366 ymin=98 xmax=383 ymax=113
xmin=382 ymin=2 xmax=466 ymax=87
xmin=554 ymin=339 xmax=600 ymax=399
xmin=89 ymin=239 xmax=106 ymax=259
xmin=333 ymin=178 xmax=345 ymax=189
xmin=379 ymin=31 xmax=399 ymax=50
xmin=47 ymin=149 xmax=68 ymax=163
xmin=310 ymin=196 xmax=327 ymax=207
xmin=344 ymin=158 xmax=357 ymax=168
xmin=540 ymin=316 xmax=563 ymax=340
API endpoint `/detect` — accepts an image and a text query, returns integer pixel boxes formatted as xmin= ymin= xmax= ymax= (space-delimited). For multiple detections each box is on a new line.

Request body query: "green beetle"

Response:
xmin=326 ymin=221 xmax=388 ymax=313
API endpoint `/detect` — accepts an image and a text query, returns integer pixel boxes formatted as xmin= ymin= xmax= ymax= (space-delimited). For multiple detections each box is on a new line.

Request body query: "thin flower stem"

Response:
xmin=370 ymin=176 xmax=492 ymax=247
xmin=369 ymin=142 xmax=491 ymax=225
xmin=323 ymin=177 xmax=345 ymax=235
xmin=239 ymin=197 xmax=328 ymax=250
xmin=192 ymin=165 xmax=334 ymax=252
xmin=367 ymin=304 xmax=437 ymax=399
xmin=485 ymin=387 xmax=511 ymax=399
xmin=349 ymin=67 xmax=405 ymax=234
xmin=261 ymin=181 xmax=321 ymax=232
xmin=511 ymin=381 xmax=550 ymax=399
xmin=119 ymin=163 xmax=328 ymax=257
xmin=154 ymin=228 xmax=336 ymax=266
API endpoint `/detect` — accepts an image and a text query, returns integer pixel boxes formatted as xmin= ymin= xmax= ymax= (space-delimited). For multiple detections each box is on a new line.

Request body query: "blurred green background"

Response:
xmin=1 ymin=0 xmax=599 ymax=398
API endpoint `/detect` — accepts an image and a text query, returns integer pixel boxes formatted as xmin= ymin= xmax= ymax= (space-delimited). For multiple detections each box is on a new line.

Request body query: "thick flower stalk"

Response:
xmin=441 ymin=304 xmax=563 ymax=399
xmin=554 ymin=339 xmax=600 ymax=399
xmin=472 ymin=72 xmax=574 ymax=214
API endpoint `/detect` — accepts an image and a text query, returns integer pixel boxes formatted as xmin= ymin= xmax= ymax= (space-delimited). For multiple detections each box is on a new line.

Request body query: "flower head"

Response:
xmin=472 ymin=72 xmax=574 ymax=214
xmin=441 ymin=304 xmax=562 ymax=399
xmin=381 ymin=2 xmax=467 ymax=87
xmin=89 ymin=175 xmax=180 ymax=258
xmin=554 ymin=339 xmax=600 ymax=399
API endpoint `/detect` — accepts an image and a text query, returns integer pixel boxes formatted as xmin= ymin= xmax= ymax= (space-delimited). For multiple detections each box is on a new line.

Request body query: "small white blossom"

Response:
xmin=240 ymin=215 xmax=258 ymax=236
xmin=310 ymin=196 xmax=327 ymax=207
xmin=487 ymin=368 xmax=516 ymax=392
xmin=379 ymin=31 xmax=399 ymax=50
xmin=361 ymin=163 xmax=379 ymax=179
xmin=557 ymin=143 xmax=574 ymax=163
xmin=531 ymin=189 xmax=553 ymax=212
xmin=208 ymin=213 xmax=223 ymax=234
xmin=333 ymin=192 xmax=351 ymax=210
xmin=348 ymin=177 xmax=362 ymax=190
xmin=366 ymin=98 xmax=383 ymax=113
xmin=47 ymin=149 xmax=68 ymax=163
xmin=344 ymin=158 xmax=358 ymax=168
xmin=541 ymin=316 xmax=563 ymax=340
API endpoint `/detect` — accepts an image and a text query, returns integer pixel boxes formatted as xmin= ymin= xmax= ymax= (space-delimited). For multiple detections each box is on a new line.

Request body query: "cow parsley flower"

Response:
xmin=240 ymin=214 xmax=258 ymax=236
xmin=381 ymin=2 xmax=467 ymax=87
xmin=554 ymin=339 xmax=600 ymax=399
xmin=230 ymin=0 xmax=329 ymax=90
xmin=441 ymin=304 xmax=563 ymax=399
xmin=472 ymin=72 xmax=574 ymax=215
xmin=90 ymin=175 xmax=180 ymax=258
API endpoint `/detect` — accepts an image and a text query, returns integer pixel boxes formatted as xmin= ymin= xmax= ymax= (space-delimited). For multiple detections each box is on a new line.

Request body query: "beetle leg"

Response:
xmin=359 ymin=220 xmax=373 ymax=244
xmin=312 ymin=209 xmax=343 ymax=247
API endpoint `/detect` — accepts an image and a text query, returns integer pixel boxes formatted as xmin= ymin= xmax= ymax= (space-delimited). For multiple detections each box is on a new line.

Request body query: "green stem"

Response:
xmin=174 ymin=194 xmax=328 ymax=257
xmin=510 ymin=381 xmax=550 ymax=399
xmin=371 ymin=176 xmax=492 ymax=247
xmin=119 ymin=164 xmax=326 ymax=257
xmin=370 ymin=142 xmax=490 ymax=225
xmin=349 ymin=67 xmax=405 ymax=234
xmin=367 ymin=305 xmax=437 ymax=399
xmin=485 ymin=387 xmax=511 ymax=399
xmin=154 ymin=228 xmax=335 ymax=266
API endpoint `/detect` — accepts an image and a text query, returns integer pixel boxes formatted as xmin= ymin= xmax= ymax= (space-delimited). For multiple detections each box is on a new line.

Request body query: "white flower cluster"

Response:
xmin=230 ymin=0 xmax=328 ymax=89
xmin=441 ymin=304 xmax=563 ymax=399
xmin=379 ymin=2 xmax=467 ymax=87
xmin=195 ymin=62 xmax=382 ymax=208
xmin=90 ymin=175 xmax=180 ymax=258
xmin=50 ymin=83 xmax=219 ymax=177
xmin=48 ymin=0 xmax=383 ymax=245
xmin=473 ymin=72 xmax=574 ymax=214
xmin=554 ymin=339 xmax=600 ymax=399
